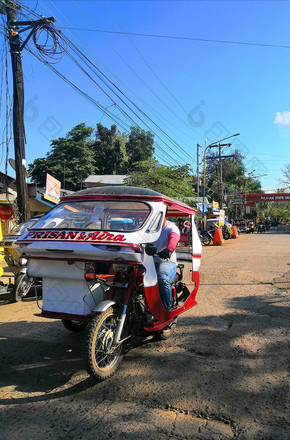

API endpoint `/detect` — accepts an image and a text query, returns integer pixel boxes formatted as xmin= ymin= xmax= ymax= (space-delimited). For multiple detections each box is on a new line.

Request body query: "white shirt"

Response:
xmin=153 ymin=220 xmax=180 ymax=264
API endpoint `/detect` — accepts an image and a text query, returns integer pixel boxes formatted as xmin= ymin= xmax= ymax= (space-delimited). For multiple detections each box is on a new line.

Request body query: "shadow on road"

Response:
xmin=0 ymin=289 xmax=289 ymax=438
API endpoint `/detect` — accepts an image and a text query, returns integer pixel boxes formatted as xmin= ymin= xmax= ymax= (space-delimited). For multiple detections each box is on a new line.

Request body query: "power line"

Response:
xmin=24 ymin=43 xmax=180 ymax=166
xmin=63 ymin=28 xmax=290 ymax=51
xmin=1 ymin=5 xmax=187 ymax=167
xmin=39 ymin=0 xmax=195 ymax=162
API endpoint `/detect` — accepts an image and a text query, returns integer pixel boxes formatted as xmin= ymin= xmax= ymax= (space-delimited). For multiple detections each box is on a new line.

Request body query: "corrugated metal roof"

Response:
xmin=83 ymin=175 xmax=129 ymax=184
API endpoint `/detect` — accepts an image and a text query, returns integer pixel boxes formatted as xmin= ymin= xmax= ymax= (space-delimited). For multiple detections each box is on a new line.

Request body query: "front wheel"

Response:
xmin=84 ymin=307 xmax=124 ymax=380
xmin=12 ymin=273 xmax=33 ymax=302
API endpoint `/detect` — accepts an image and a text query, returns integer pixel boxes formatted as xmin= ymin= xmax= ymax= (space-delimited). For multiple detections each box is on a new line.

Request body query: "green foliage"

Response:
xmin=28 ymin=123 xmax=156 ymax=191
xmin=92 ymin=124 xmax=127 ymax=174
xmin=206 ymin=150 xmax=247 ymax=200
xmin=28 ymin=123 xmax=95 ymax=191
xmin=124 ymin=159 xmax=195 ymax=204
xmin=261 ymin=201 xmax=290 ymax=223
xmin=125 ymin=127 xmax=154 ymax=171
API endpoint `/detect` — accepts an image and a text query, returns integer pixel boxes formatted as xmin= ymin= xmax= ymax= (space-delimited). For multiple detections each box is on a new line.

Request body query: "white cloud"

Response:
xmin=274 ymin=111 xmax=290 ymax=130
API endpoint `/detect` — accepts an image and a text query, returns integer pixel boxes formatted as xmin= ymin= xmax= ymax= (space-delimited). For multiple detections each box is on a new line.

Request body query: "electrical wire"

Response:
xmin=57 ymin=31 xmax=189 ymax=164
xmin=24 ymin=44 xmax=177 ymax=166
xmin=62 ymin=28 xmax=290 ymax=51
xmin=70 ymin=0 xmax=200 ymax=156
xmin=29 ymin=0 xmax=192 ymax=164
xmin=1 ymin=2 xmax=202 ymax=168
xmin=101 ymin=0 xmax=195 ymax=128
xmin=38 ymin=0 xmax=197 ymax=156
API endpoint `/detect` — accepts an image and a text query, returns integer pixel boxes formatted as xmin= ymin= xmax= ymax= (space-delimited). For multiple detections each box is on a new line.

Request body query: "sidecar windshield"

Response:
xmin=31 ymin=200 xmax=151 ymax=232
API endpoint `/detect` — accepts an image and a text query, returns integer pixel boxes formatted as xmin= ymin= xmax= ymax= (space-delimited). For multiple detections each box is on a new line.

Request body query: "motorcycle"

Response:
xmin=199 ymin=228 xmax=214 ymax=245
xmin=222 ymin=223 xmax=232 ymax=240
xmin=258 ymin=222 xmax=265 ymax=233
xmin=247 ymin=221 xmax=255 ymax=233
xmin=17 ymin=186 xmax=202 ymax=380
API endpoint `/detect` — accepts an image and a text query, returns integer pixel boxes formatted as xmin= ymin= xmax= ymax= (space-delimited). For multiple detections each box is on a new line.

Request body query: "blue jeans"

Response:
xmin=155 ymin=261 xmax=177 ymax=310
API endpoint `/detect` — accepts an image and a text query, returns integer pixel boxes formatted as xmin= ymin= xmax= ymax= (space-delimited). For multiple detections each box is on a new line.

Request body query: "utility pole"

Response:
xmin=6 ymin=0 xmax=29 ymax=222
xmin=196 ymin=144 xmax=201 ymax=197
xmin=2 ymin=1 xmax=55 ymax=222
xmin=206 ymin=143 xmax=233 ymax=210
xmin=218 ymin=144 xmax=223 ymax=210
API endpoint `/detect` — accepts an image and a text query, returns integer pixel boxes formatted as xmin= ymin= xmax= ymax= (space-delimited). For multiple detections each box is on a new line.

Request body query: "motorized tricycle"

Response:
xmin=17 ymin=186 xmax=202 ymax=380
xmin=0 ymin=217 xmax=41 ymax=302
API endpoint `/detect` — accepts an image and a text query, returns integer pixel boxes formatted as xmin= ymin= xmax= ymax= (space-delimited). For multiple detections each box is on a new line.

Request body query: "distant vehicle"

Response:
xmin=234 ymin=219 xmax=249 ymax=233
xmin=271 ymin=221 xmax=279 ymax=227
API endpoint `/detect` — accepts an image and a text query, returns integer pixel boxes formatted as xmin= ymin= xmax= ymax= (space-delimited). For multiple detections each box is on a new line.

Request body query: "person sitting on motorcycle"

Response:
xmin=153 ymin=211 xmax=180 ymax=310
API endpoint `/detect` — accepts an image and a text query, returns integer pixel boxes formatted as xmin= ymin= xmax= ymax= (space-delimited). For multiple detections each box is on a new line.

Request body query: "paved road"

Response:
xmin=0 ymin=231 xmax=289 ymax=440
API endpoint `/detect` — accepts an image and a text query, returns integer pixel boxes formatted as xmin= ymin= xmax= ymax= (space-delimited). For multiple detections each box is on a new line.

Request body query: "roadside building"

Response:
xmin=83 ymin=175 xmax=129 ymax=188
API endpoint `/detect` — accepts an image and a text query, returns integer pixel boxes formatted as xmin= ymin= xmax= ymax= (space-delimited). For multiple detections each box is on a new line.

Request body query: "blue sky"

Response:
xmin=1 ymin=0 xmax=290 ymax=192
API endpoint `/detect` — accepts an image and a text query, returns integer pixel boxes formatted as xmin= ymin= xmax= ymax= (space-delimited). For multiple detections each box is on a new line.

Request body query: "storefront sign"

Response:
xmin=230 ymin=199 xmax=243 ymax=205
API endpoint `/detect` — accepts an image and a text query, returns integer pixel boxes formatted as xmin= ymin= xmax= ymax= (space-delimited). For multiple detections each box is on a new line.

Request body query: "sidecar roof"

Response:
xmin=61 ymin=186 xmax=195 ymax=216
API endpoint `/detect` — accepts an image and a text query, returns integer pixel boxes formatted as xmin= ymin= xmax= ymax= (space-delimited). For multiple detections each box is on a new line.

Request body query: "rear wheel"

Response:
xmin=201 ymin=234 xmax=211 ymax=245
xmin=223 ymin=230 xmax=231 ymax=240
xmin=85 ymin=307 xmax=124 ymax=380
xmin=62 ymin=319 xmax=88 ymax=332
xmin=12 ymin=273 xmax=33 ymax=302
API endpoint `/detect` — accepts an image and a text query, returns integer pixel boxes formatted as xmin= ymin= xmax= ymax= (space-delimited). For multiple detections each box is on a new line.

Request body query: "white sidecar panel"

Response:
xmin=42 ymin=277 xmax=105 ymax=315
xmin=32 ymin=260 xmax=105 ymax=316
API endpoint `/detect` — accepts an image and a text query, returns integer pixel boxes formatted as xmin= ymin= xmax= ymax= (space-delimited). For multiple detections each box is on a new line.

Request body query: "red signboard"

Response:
xmin=245 ymin=193 xmax=290 ymax=203
xmin=0 ymin=205 xmax=13 ymax=220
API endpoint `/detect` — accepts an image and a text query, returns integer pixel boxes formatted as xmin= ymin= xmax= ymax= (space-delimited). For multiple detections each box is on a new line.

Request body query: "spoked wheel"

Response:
xmin=201 ymin=235 xmax=211 ymax=246
xmin=12 ymin=274 xmax=34 ymax=302
xmin=157 ymin=317 xmax=178 ymax=340
xmin=62 ymin=319 xmax=88 ymax=332
xmin=85 ymin=307 xmax=124 ymax=380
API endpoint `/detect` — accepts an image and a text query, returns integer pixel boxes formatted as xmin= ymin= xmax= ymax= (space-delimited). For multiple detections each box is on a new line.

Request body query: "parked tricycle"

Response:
xmin=17 ymin=186 xmax=202 ymax=379
xmin=0 ymin=217 xmax=42 ymax=302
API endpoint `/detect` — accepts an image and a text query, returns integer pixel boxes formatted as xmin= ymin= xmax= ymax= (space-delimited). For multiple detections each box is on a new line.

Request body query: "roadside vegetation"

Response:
xmin=28 ymin=122 xmax=289 ymax=222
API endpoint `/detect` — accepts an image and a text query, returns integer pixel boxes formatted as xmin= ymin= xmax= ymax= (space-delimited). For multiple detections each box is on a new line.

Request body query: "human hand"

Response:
xmin=158 ymin=249 xmax=172 ymax=259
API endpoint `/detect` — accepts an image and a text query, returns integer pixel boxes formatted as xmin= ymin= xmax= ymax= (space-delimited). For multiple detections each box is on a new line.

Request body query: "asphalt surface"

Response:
xmin=0 ymin=230 xmax=289 ymax=440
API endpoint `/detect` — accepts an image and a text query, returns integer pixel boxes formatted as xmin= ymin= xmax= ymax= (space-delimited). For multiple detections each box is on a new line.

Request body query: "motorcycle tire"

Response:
xmin=62 ymin=319 xmax=88 ymax=332
xmin=12 ymin=273 xmax=33 ymax=303
xmin=201 ymin=235 xmax=211 ymax=246
xmin=223 ymin=230 xmax=231 ymax=240
xmin=84 ymin=307 xmax=124 ymax=380
xmin=156 ymin=317 xmax=178 ymax=340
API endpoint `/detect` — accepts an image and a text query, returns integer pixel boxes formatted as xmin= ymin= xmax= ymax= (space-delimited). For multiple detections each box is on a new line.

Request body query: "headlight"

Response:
xmin=112 ymin=264 xmax=128 ymax=272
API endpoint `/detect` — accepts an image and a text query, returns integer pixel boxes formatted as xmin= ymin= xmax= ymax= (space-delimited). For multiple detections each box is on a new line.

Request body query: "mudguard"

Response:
xmin=92 ymin=299 xmax=116 ymax=313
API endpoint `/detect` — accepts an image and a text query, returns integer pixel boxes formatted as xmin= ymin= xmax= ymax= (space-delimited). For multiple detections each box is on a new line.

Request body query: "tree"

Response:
xmin=125 ymin=127 xmax=154 ymax=171
xmin=28 ymin=123 xmax=95 ymax=191
xmin=205 ymin=150 xmax=246 ymax=202
xmin=91 ymin=124 xmax=127 ymax=174
xmin=125 ymin=159 xmax=195 ymax=204
xmin=281 ymin=164 xmax=290 ymax=187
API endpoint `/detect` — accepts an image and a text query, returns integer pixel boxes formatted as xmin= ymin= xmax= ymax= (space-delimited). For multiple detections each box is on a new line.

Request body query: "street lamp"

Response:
xmin=202 ymin=133 xmax=240 ymax=228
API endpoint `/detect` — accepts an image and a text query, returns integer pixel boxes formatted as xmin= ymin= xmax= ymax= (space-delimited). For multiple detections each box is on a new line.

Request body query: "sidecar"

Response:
xmin=17 ymin=186 xmax=202 ymax=328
